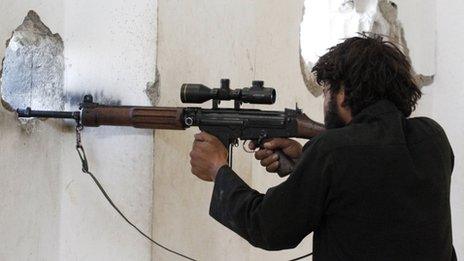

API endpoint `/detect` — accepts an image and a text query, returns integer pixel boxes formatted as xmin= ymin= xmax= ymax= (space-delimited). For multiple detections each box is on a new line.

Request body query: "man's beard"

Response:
xmin=324 ymin=97 xmax=346 ymax=129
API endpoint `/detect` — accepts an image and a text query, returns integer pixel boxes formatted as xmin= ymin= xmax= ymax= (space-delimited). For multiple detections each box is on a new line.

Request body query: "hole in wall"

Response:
xmin=299 ymin=0 xmax=434 ymax=97
xmin=0 ymin=10 xmax=65 ymax=112
xmin=0 ymin=11 xmax=129 ymax=134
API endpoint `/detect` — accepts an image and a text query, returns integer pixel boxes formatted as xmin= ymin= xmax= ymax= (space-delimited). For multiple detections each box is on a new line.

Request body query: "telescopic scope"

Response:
xmin=180 ymin=79 xmax=276 ymax=105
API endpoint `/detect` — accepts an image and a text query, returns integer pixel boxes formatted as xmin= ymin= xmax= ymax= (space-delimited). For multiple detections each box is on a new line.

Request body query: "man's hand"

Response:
xmin=189 ymin=132 xmax=228 ymax=182
xmin=249 ymin=138 xmax=302 ymax=173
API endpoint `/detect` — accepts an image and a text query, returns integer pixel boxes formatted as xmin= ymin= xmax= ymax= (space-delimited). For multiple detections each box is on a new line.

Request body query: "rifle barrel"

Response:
xmin=16 ymin=108 xmax=80 ymax=120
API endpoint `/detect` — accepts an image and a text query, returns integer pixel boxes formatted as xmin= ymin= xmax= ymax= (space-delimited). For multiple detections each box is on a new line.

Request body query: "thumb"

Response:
xmin=196 ymin=131 xmax=217 ymax=142
xmin=194 ymin=132 xmax=207 ymax=141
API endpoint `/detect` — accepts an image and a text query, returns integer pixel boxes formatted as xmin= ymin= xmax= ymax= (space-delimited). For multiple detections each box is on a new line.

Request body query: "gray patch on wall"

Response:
xmin=145 ymin=67 xmax=160 ymax=106
xmin=66 ymin=91 xmax=121 ymax=106
xmin=0 ymin=10 xmax=65 ymax=112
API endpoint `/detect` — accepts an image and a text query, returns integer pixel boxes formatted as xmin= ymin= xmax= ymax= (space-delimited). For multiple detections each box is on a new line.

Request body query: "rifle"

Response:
xmin=16 ymin=79 xmax=325 ymax=177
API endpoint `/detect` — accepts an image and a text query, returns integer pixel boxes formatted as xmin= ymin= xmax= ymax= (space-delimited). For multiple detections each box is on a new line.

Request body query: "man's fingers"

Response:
xmin=260 ymin=154 xmax=279 ymax=167
xmin=254 ymin=149 xmax=273 ymax=160
xmin=192 ymin=139 xmax=206 ymax=151
xmin=263 ymin=138 xmax=293 ymax=150
xmin=266 ymin=161 xmax=280 ymax=172
xmin=248 ymin=141 xmax=256 ymax=150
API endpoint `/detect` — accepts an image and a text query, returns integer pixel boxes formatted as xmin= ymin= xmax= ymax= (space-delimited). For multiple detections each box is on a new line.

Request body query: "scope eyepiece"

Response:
xmin=180 ymin=79 xmax=276 ymax=105
xmin=241 ymin=81 xmax=276 ymax=104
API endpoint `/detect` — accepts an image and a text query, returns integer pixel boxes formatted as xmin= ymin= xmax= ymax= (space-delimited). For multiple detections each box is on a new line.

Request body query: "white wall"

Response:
xmin=399 ymin=0 xmax=464 ymax=257
xmin=0 ymin=114 xmax=62 ymax=261
xmin=60 ymin=1 xmax=157 ymax=259
xmin=434 ymin=0 xmax=464 ymax=258
xmin=0 ymin=1 xmax=157 ymax=260
xmin=400 ymin=0 xmax=464 ymax=257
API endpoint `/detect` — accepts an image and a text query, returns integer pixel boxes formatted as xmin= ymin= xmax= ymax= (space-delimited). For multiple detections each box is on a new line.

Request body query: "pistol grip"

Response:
xmin=275 ymin=150 xmax=295 ymax=177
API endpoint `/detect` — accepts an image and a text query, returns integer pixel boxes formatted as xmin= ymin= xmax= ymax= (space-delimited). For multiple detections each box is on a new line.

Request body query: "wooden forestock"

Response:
xmin=81 ymin=106 xmax=186 ymax=130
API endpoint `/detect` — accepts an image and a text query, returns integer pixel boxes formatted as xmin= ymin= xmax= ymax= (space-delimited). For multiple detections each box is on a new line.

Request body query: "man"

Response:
xmin=189 ymin=34 xmax=456 ymax=260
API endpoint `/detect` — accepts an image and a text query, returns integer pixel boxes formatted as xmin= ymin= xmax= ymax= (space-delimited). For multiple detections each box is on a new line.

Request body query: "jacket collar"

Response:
xmin=350 ymin=100 xmax=402 ymax=124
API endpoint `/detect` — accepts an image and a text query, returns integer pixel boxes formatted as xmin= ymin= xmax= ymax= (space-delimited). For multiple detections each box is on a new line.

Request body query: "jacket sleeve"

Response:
xmin=209 ymin=138 xmax=333 ymax=250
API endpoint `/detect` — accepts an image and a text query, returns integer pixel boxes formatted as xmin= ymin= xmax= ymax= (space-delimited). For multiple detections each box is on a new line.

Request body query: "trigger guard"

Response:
xmin=242 ymin=140 xmax=257 ymax=153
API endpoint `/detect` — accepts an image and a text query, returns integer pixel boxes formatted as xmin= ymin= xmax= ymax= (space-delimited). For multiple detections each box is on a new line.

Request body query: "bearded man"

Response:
xmin=189 ymin=34 xmax=456 ymax=261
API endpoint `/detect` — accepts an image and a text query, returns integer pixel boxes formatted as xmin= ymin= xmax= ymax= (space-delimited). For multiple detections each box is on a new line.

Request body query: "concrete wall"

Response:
xmin=0 ymin=1 xmax=157 ymax=260
xmin=434 ymin=0 xmax=464 ymax=258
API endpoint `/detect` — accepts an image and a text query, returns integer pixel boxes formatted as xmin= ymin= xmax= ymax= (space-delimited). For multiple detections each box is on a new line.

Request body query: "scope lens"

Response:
xmin=181 ymin=84 xmax=213 ymax=103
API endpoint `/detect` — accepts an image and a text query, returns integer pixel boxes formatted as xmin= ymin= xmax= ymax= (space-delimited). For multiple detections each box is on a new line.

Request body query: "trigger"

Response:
xmin=257 ymin=131 xmax=268 ymax=148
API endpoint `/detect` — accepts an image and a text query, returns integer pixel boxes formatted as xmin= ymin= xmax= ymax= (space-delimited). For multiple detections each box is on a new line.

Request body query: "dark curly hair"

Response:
xmin=312 ymin=33 xmax=421 ymax=117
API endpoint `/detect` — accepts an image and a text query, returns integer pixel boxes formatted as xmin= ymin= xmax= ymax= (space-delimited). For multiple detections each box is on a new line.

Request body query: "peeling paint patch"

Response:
xmin=144 ymin=67 xmax=160 ymax=106
xmin=0 ymin=10 xmax=65 ymax=112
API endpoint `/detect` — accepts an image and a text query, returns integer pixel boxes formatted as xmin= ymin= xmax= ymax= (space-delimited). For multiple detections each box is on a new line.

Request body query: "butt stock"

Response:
xmin=296 ymin=113 xmax=326 ymax=139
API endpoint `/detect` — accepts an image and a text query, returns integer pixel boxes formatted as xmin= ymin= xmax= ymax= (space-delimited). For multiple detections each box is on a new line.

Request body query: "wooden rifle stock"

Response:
xmin=81 ymin=106 xmax=186 ymax=130
xmin=296 ymin=113 xmax=326 ymax=139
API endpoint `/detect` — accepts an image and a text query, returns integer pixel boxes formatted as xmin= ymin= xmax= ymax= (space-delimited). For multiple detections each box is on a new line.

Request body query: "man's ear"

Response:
xmin=336 ymin=87 xmax=353 ymax=123
xmin=335 ymin=88 xmax=346 ymax=108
